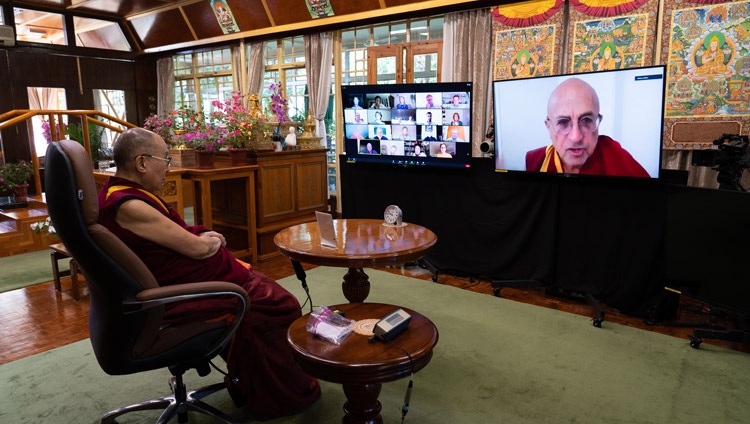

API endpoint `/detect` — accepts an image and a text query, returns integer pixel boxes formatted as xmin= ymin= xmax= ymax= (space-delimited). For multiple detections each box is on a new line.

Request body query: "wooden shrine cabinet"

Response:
xmin=93 ymin=169 xmax=185 ymax=215
xmin=246 ymin=149 xmax=328 ymax=260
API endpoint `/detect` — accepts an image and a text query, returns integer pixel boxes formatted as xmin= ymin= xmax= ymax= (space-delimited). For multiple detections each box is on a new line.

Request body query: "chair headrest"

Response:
xmin=55 ymin=139 xmax=100 ymax=225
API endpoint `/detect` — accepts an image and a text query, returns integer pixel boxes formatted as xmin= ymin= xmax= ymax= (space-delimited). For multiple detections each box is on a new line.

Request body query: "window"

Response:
xmin=14 ymin=8 xmax=66 ymax=45
xmin=173 ymin=48 xmax=234 ymax=116
xmin=264 ymin=36 xmax=339 ymax=194
xmin=93 ymin=89 xmax=127 ymax=149
xmin=74 ymin=17 xmax=130 ymax=51
xmin=263 ymin=37 xmax=307 ymax=121
xmin=27 ymin=87 xmax=67 ymax=157
xmin=342 ymin=17 xmax=443 ymax=85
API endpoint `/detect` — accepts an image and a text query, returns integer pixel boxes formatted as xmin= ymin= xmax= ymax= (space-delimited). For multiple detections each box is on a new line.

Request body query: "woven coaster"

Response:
xmin=352 ymin=318 xmax=379 ymax=336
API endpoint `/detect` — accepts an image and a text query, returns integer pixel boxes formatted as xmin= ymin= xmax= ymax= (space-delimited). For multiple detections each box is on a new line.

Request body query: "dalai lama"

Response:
xmin=525 ymin=77 xmax=649 ymax=178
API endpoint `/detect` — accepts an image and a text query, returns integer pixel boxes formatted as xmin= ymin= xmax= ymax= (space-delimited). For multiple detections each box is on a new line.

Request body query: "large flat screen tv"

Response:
xmin=492 ymin=65 xmax=665 ymax=179
xmin=342 ymin=82 xmax=473 ymax=169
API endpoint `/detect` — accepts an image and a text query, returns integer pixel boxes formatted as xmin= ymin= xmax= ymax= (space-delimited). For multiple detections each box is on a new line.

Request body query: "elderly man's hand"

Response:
xmin=200 ymin=231 xmax=227 ymax=247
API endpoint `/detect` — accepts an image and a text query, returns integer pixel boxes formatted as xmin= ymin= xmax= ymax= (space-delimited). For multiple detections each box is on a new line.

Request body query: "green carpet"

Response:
xmin=1 ymin=267 xmax=748 ymax=423
xmin=0 ymin=249 xmax=69 ymax=293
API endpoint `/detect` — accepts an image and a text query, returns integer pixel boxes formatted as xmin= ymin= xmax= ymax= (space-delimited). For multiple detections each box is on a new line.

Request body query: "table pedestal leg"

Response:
xmin=342 ymin=382 xmax=382 ymax=424
xmin=343 ymin=268 xmax=370 ymax=303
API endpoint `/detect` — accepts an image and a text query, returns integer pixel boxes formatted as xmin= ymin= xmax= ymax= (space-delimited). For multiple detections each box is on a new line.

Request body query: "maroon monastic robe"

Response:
xmin=525 ymin=135 xmax=650 ymax=177
xmin=98 ymin=177 xmax=320 ymax=419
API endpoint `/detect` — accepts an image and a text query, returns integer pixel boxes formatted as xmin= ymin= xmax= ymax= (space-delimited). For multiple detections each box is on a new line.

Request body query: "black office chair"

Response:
xmin=45 ymin=139 xmax=248 ymax=424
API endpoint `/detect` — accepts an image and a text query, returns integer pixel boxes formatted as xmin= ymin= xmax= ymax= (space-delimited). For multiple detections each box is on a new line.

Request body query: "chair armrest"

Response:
xmin=136 ymin=281 xmax=248 ymax=302
xmin=124 ymin=282 xmax=248 ymax=314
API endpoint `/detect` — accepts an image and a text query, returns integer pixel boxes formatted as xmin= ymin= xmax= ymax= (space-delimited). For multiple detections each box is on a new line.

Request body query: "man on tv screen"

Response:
xmin=525 ymin=78 xmax=649 ymax=177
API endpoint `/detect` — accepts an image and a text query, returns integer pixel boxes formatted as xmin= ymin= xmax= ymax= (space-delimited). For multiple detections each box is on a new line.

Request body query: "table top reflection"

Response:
xmin=274 ymin=219 xmax=437 ymax=269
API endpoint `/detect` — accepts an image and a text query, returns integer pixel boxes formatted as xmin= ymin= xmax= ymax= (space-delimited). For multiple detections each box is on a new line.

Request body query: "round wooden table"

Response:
xmin=287 ymin=302 xmax=439 ymax=424
xmin=274 ymin=219 xmax=437 ymax=302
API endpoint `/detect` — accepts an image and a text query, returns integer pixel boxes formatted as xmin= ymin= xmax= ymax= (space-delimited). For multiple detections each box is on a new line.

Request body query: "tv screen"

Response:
xmin=342 ymin=82 xmax=473 ymax=169
xmin=492 ymin=65 xmax=665 ymax=179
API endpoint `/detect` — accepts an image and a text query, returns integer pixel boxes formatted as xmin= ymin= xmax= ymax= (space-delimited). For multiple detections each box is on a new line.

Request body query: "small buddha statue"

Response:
xmin=285 ymin=125 xmax=297 ymax=146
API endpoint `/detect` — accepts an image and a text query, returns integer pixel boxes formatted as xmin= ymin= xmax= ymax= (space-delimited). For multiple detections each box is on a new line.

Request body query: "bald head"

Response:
xmin=544 ymin=78 xmax=602 ymax=174
xmin=547 ymin=78 xmax=600 ymax=119
xmin=113 ymin=128 xmax=170 ymax=191
xmin=113 ymin=128 xmax=163 ymax=168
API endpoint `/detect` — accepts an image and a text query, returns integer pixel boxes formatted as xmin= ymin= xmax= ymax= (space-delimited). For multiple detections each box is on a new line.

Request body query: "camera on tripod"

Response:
xmin=691 ymin=133 xmax=750 ymax=191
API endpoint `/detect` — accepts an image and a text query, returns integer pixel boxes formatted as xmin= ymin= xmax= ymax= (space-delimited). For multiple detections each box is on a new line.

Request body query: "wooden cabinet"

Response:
xmin=94 ymin=169 xmax=185 ymax=215
xmin=245 ymin=149 xmax=328 ymax=260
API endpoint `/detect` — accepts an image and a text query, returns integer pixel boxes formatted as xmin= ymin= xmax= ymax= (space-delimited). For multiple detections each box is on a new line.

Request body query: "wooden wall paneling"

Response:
xmin=223 ymin=0 xmax=273 ymax=31
xmin=130 ymin=8 xmax=196 ymax=50
xmin=183 ymin=1 xmax=226 ymax=39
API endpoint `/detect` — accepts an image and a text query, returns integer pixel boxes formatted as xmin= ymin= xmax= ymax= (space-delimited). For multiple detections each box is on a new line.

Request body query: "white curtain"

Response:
xmin=304 ymin=32 xmax=334 ymax=147
xmin=156 ymin=57 xmax=174 ymax=113
xmin=245 ymin=41 xmax=265 ymax=96
xmin=232 ymin=45 xmax=242 ymax=92
xmin=442 ymin=9 xmax=494 ymax=158
xmin=27 ymin=87 xmax=56 ymax=110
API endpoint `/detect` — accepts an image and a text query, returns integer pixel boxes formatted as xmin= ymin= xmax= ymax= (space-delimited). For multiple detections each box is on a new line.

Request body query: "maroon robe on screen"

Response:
xmin=98 ymin=177 xmax=320 ymax=419
xmin=525 ymin=135 xmax=650 ymax=177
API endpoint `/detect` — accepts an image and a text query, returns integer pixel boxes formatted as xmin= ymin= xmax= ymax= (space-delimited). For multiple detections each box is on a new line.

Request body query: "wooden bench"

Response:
xmin=49 ymin=243 xmax=83 ymax=301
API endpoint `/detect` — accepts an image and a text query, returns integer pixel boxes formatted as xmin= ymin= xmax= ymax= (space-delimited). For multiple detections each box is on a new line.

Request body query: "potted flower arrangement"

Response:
xmin=182 ymin=126 xmax=226 ymax=168
xmin=144 ymin=106 xmax=205 ymax=146
xmin=210 ymin=91 xmax=273 ymax=153
xmin=144 ymin=107 xmax=206 ymax=167
xmin=0 ymin=160 xmax=34 ymax=198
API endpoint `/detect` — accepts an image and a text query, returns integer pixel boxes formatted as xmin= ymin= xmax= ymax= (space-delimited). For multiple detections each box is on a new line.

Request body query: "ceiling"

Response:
xmin=5 ymin=0 xmax=494 ymax=55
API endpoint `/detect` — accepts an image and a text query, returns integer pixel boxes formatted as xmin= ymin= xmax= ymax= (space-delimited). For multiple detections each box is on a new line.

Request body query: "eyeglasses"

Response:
xmin=137 ymin=154 xmax=172 ymax=166
xmin=548 ymin=114 xmax=602 ymax=135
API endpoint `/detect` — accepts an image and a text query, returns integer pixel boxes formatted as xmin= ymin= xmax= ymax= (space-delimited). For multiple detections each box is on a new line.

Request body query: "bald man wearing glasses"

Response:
xmin=96 ymin=127 xmax=320 ymax=420
xmin=525 ymin=78 xmax=649 ymax=177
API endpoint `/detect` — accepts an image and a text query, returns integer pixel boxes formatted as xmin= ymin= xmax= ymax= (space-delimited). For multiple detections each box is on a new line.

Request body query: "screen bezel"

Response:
xmin=492 ymin=65 xmax=666 ymax=180
xmin=342 ymin=81 xmax=474 ymax=169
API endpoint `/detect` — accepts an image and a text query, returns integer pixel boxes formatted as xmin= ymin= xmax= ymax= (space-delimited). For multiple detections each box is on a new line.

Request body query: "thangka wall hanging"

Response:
xmin=566 ymin=0 xmax=658 ymax=73
xmin=660 ymin=0 xmax=749 ymax=149
xmin=210 ymin=0 xmax=240 ymax=34
xmin=491 ymin=0 xmax=565 ymax=80
xmin=307 ymin=0 xmax=334 ymax=18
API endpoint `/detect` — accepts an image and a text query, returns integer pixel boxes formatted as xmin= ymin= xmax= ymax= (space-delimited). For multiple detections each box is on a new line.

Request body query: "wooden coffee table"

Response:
xmin=274 ymin=219 xmax=437 ymax=302
xmin=287 ymin=302 xmax=439 ymax=424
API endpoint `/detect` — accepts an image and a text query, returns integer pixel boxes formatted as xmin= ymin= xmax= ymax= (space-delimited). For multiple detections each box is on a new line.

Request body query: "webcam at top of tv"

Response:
xmin=691 ymin=133 xmax=750 ymax=192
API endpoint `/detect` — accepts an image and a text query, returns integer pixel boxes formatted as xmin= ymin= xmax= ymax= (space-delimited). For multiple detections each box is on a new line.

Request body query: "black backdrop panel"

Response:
xmin=554 ymin=178 xmax=666 ymax=315
xmin=340 ymin=156 xmax=674 ymax=314
xmin=340 ymin=158 xmax=557 ymax=282
xmin=665 ymin=185 xmax=750 ymax=314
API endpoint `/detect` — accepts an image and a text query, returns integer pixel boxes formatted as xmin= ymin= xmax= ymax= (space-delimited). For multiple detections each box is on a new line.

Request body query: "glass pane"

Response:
xmin=27 ymin=87 xmax=67 ymax=157
xmin=429 ymin=17 xmax=444 ymax=39
xmin=174 ymin=54 xmax=193 ymax=77
xmin=376 ymin=56 xmax=397 ymax=85
xmin=282 ymin=36 xmax=304 ymax=64
xmin=14 ymin=8 xmax=65 ymax=45
xmin=73 ymin=17 xmax=130 ymax=51
xmin=410 ymin=20 xmax=429 ymax=42
xmin=175 ymin=79 xmax=197 ymax=111
xmin=93 ymin=89 xmax=127 ymax=149
xmin=355 ymin=28 xmax=370 ymax=49
xmin=390 ymin=22 xmax=407 ymax=44
xmin=413 ymin=52 xmax=438 ymax=83
xmin=373 ymin=25 xmax=390 ymax=46
xmin=265 ymin=41 xmax=279 ymax=66
xmin=285 ymin=68 xmax=308 ymax=121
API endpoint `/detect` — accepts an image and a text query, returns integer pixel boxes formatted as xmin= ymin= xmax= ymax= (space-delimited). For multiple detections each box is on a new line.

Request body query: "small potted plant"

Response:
xmin=183 ymin=126 xmax=226 ymax=168
xmin=0 ymin=160 xmax=34 ymax=198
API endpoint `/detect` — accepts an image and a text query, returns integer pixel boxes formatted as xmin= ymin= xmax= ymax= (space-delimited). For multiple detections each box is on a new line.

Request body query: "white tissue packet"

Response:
xmin=306 ymin=305 xmax=354 ymax=344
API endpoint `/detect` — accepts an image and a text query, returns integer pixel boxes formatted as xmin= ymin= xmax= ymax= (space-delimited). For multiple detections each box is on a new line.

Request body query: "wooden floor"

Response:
xmin=0 ymin=254 xmax=747 ymax=366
